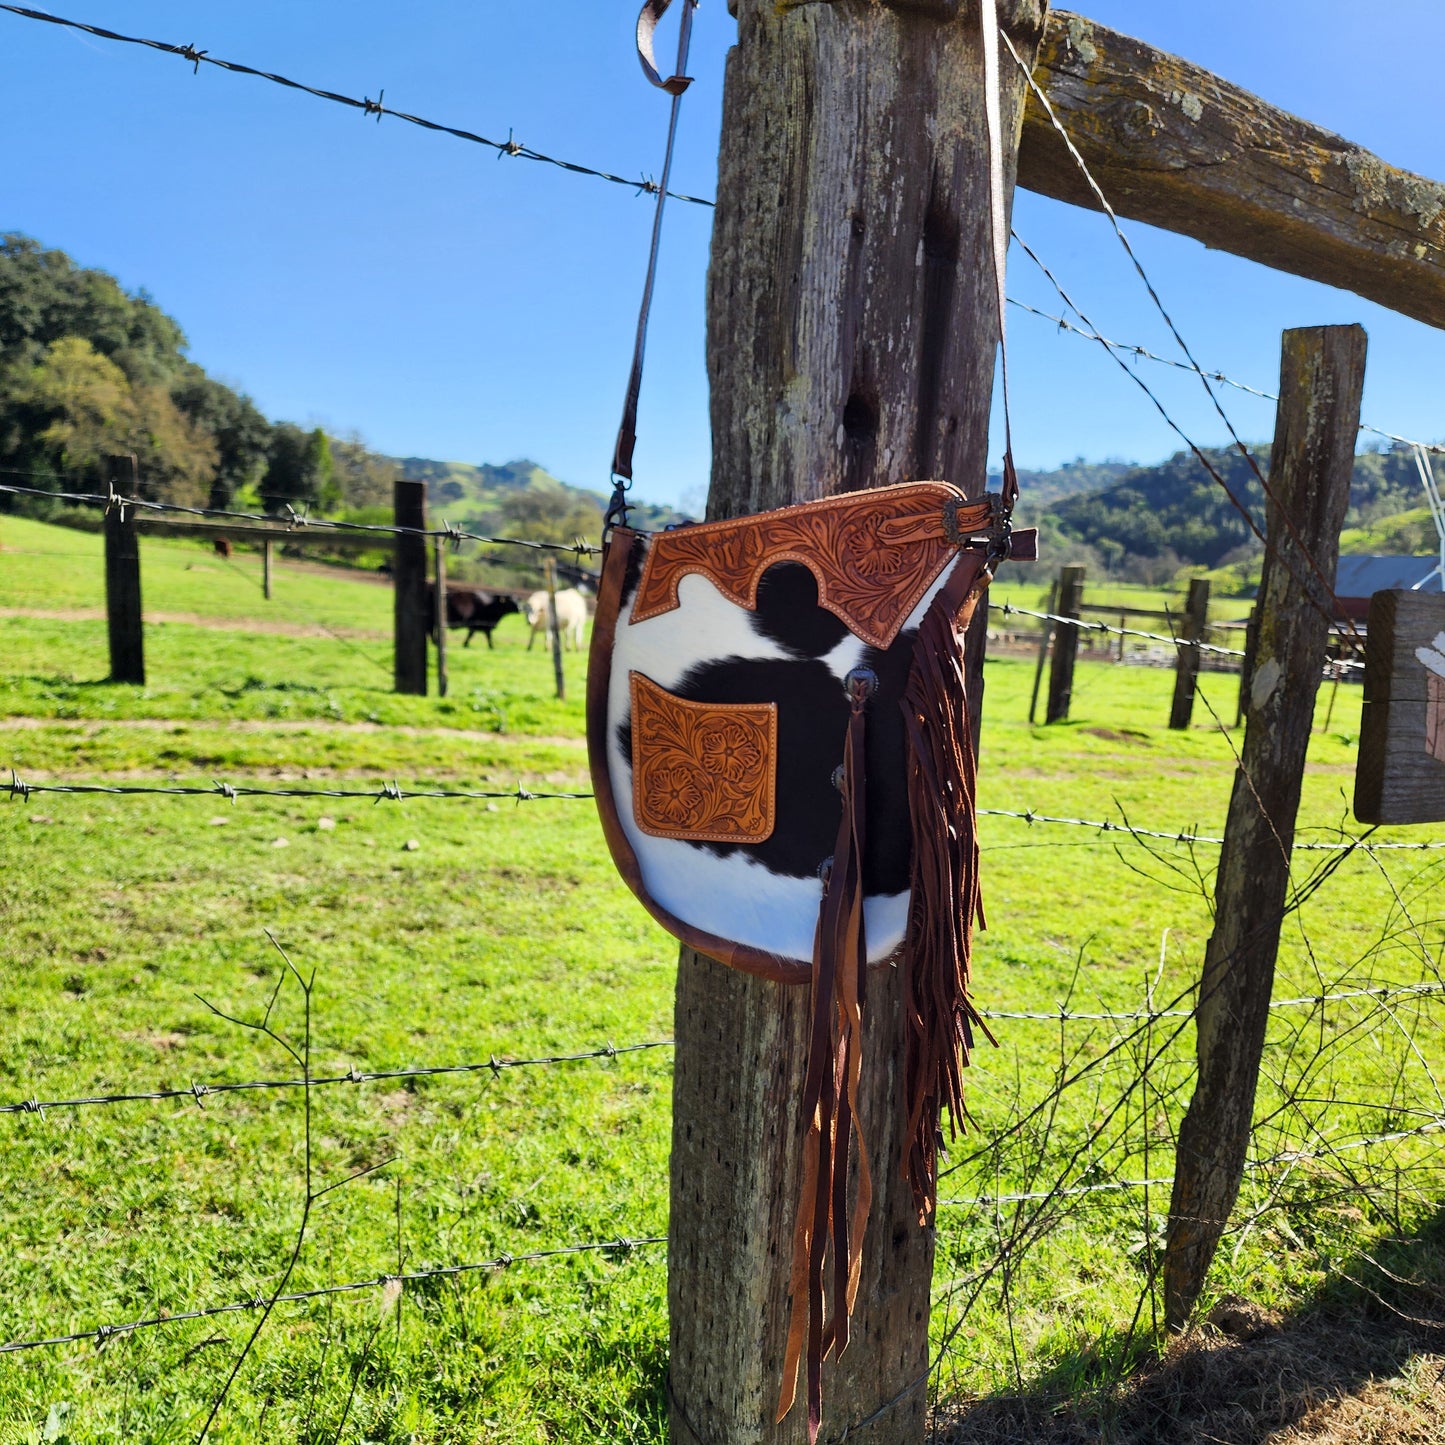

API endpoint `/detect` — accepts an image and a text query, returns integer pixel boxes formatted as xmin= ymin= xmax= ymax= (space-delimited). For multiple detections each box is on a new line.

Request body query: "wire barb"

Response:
xmin=0 ymin=4 xmax=715 ymax=207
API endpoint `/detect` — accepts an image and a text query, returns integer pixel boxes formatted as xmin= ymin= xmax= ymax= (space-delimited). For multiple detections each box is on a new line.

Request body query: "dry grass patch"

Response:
xmin=939 ymin=1311 xmax=1445 ymax=1444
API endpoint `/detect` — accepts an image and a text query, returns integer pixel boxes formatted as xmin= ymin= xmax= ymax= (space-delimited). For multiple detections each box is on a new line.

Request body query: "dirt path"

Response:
xmin=0 ymin=606 xmax=388 ymax=641
xmin=0 ymin=715 xmax=585 ymax=747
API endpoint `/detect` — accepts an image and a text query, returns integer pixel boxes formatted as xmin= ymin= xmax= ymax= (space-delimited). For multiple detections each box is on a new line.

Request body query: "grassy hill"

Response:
xmin=1338 ymin=504 xmax=1442 ymax=557
xmin=994 ymin=457 xmax=1136 ymax=508
xmin=1037 ymin=442 xmax=1441 ymax=586
xmin=397 ymin=456 xmax=686 ymax=535
xmin=381 ymin=456 xmax=686 ymax=590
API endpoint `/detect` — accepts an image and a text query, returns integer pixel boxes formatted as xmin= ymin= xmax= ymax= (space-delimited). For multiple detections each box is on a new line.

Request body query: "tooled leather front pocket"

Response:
xmin=629 ymin=671 xmax=777 ymax=843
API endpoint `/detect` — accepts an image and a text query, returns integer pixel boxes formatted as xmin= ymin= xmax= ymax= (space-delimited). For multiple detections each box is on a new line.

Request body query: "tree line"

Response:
xmin=0 ymin=234 xmax=406 ymax=518
xmin=1037 ymin=442 xmax=1441 ymax=586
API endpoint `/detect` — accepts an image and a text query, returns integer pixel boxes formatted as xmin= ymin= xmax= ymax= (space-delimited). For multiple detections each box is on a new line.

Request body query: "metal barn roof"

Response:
xmin=1334 ymin=554 xmax=1441 ymax=598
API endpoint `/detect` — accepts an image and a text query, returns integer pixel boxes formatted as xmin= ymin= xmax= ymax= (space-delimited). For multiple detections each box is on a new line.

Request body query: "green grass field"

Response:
xmin=2 ymin=515 xmax=1442 ymax=1443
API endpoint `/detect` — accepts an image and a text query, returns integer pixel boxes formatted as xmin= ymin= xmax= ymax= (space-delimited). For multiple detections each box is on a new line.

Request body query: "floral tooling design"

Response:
xmin=630 ymin=672 xmax=777 ymax=842
xmin=630 ymin=483 xmax=997 ymax=649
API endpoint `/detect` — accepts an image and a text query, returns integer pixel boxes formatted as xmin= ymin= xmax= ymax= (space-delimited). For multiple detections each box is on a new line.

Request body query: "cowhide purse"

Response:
xmin=587 ymin=481 xmax=1035 ymax=1430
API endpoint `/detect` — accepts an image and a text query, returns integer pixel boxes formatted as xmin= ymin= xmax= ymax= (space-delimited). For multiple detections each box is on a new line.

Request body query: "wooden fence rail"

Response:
xmin=90 ymin=463 xmax=449 ymax=698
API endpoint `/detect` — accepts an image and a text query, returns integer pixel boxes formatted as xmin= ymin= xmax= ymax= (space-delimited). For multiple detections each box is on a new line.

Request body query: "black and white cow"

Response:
xmin=428 ymin=585 xmax=522 ymax=648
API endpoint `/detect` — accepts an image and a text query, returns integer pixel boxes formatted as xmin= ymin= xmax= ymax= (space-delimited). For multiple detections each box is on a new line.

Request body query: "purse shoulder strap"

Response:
xmin=607 ymin=0 xmax=698 ymax=534
xmin=980 ymin=0 xmax=1019 ymax=519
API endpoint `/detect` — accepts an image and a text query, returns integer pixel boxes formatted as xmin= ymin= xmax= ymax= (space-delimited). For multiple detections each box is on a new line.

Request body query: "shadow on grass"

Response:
xmin=937 ymin=1212 xmax=1445 ymax=1444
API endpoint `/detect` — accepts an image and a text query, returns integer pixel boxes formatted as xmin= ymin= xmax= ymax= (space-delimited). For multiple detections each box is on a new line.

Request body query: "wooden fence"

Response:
xmin=95 ymin=469 xmax=566 ymax=699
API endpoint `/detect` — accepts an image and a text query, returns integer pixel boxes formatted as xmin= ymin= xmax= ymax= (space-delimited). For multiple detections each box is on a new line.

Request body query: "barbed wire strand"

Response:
xmin=994 ymin=602 xmax=1366 ymax=671
xmin=1001 ymin=32 xmax=1368 ymax=656
xmin=1 ymin=1039 xmax=674 ymax=1116
xmin=3 ymin=4 xmax=1440 ymax=477
xmin=937 ymin=1114 xmax=1445 ymax=1210
xmin=0 ymin=479 xmax=603 ymax=557
xmin=11 ymin=772 xmax=1445 ymax=854
xmin=1007 ymin=299 xmax=1445 ymax=457
xmin=981 ymin=979 xmax=1445 ymax=1024
xmin=1008 ymin=230 xmax=1366 ymax=663
xmin=4 ymin=772 xmax=590 ymax=803
xmin=0 ymin=4 xmax=712 ymax=207
xmin=972 ymin=807 xmax=1445 ymax=851
xmin=0 ymin=1235 xmax=665 ymax=1356
xmin=10 ymin=982 xmax=1444 ymax=1118
xmin=998 ymin=602 xmax=1246 ymax=658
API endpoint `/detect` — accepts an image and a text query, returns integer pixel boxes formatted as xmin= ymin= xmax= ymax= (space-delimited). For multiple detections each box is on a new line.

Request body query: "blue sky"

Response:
xmin=5 ymin=0 xmax=1445 ymax=514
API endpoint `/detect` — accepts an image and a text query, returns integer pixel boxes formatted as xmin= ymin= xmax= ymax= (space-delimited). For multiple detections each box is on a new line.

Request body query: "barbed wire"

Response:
xmin=0 ymin=480 xmax=603 ymax=557
xmin=3 ymin=5 xmax=1439 ymax=475
xmin=980 ymin=979 xmax=1445 ymax=1024
xmin=1011 ymin=230 xmax=1369 ymax=664
xmin=1256 ymin=1116 xmax=1445 ymax=1169
xmin=937 ymin=1111 xmax=1445 ymax=1210
xmin=975 ymin=807 xmax=1445 ymax=852
xmin=996 ymin=602 xmax=1246 ymax=658
xmin=1004 ymin=35 xmax=1369 ymax=659
xmin=13 ymin=978 xmax=1444 ymax=1118
xmin=0 ymin=4 xmax=713 ymax=208
xmin=0 ymin=1039 xmax=674 ymax=1117
xmin=0 ymin=1234 xmax=665 ymax=1356
xmin=1008 ymin=299 xmax=1445 ymax=458
xmin=938 ymin=1178 xmax=1165 ymax=1209
xmin=11 ymin=773 xmax=1444 ymax=855
xmin=4 ymin=772 xmax=591 ymax=804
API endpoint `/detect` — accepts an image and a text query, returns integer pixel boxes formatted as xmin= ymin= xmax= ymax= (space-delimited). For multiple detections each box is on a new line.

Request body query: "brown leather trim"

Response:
xmin=586 ymin=528 xmax=811 ymax=985
xmin=631 ymin=482 xmax=996 ymax=649
xmin=1007 ymin=527 xmax=1039 ymax=562
xmin=630 ymin=672 xmax=777 ymax=842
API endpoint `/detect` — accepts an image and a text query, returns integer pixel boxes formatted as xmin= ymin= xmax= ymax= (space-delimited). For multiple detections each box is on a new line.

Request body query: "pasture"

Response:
xmin=2 ymin=514 xmax=1442 ymax=1443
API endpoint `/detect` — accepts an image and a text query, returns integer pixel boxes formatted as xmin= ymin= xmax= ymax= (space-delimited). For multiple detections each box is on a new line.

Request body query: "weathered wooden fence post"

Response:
xmin=1168 ymin=576 xmax=1211 ymax=729
xmin=262 ymin=537 xmax=274 ymax=600
xmin=393 ymin=478 xmax=429 ymax=696
xmin=668 ymin=3 xmax=1047 ymax=1440
xmin=1027 ymin=577 xmax=1057 ymax=723
xmin=1163 ymin=324 xmax=1366 ymax=1330
xmin=1354 ymin=589 xmax=1445 ymax=823
xmin=433 ymin=534 xmax=448 ymax=699
xmin=544 ymin=558 xmax=565 ymax=701
xmin=103 ymin=454 xmax=144 ymax=685
xmin=1236 ymin=606 xmax=1259 ymax=728
xmin=1045 ymin=563 xmax=1085 ymax=723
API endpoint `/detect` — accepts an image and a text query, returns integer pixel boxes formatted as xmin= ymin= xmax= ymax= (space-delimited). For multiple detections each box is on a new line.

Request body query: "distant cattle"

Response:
xmin=213 ymin=536 xmax=233 ymax=559
xmin=524 ymin=588 xmax=588 ymax=651
xmin=428 ymin=584 xmax=522 ymax=649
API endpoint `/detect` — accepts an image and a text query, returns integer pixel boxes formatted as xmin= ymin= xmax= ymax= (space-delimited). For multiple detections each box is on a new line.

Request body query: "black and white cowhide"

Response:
xmin=603 ymin=534 xmax=959 ymax=967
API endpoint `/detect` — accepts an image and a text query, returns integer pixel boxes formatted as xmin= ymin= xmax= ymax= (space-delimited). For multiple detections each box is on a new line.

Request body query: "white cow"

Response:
xmin=524 ymin=587 xmax=588 ymax=651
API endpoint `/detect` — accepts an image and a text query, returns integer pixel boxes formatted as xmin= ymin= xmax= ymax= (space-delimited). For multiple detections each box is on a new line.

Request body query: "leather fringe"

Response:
xmin=777 ymin=670 xmax=875 ymax=1443
xmin=776 ymin=550 xmax=993 ymax=1439
xmin=899 ymin=553 xmax=996 ymax=1221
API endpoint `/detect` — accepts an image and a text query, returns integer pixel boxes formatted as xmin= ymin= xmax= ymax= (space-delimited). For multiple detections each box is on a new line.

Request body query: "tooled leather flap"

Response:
xmin=630 ymin=482 xmax=997 ymax=649
xmin=630 ymin=672 xmax=777 ymax=843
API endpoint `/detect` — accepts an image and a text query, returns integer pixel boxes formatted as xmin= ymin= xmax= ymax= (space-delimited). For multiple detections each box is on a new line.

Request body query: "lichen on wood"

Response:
xmin=1019 ymin=11 xmax=1445 ymax=329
